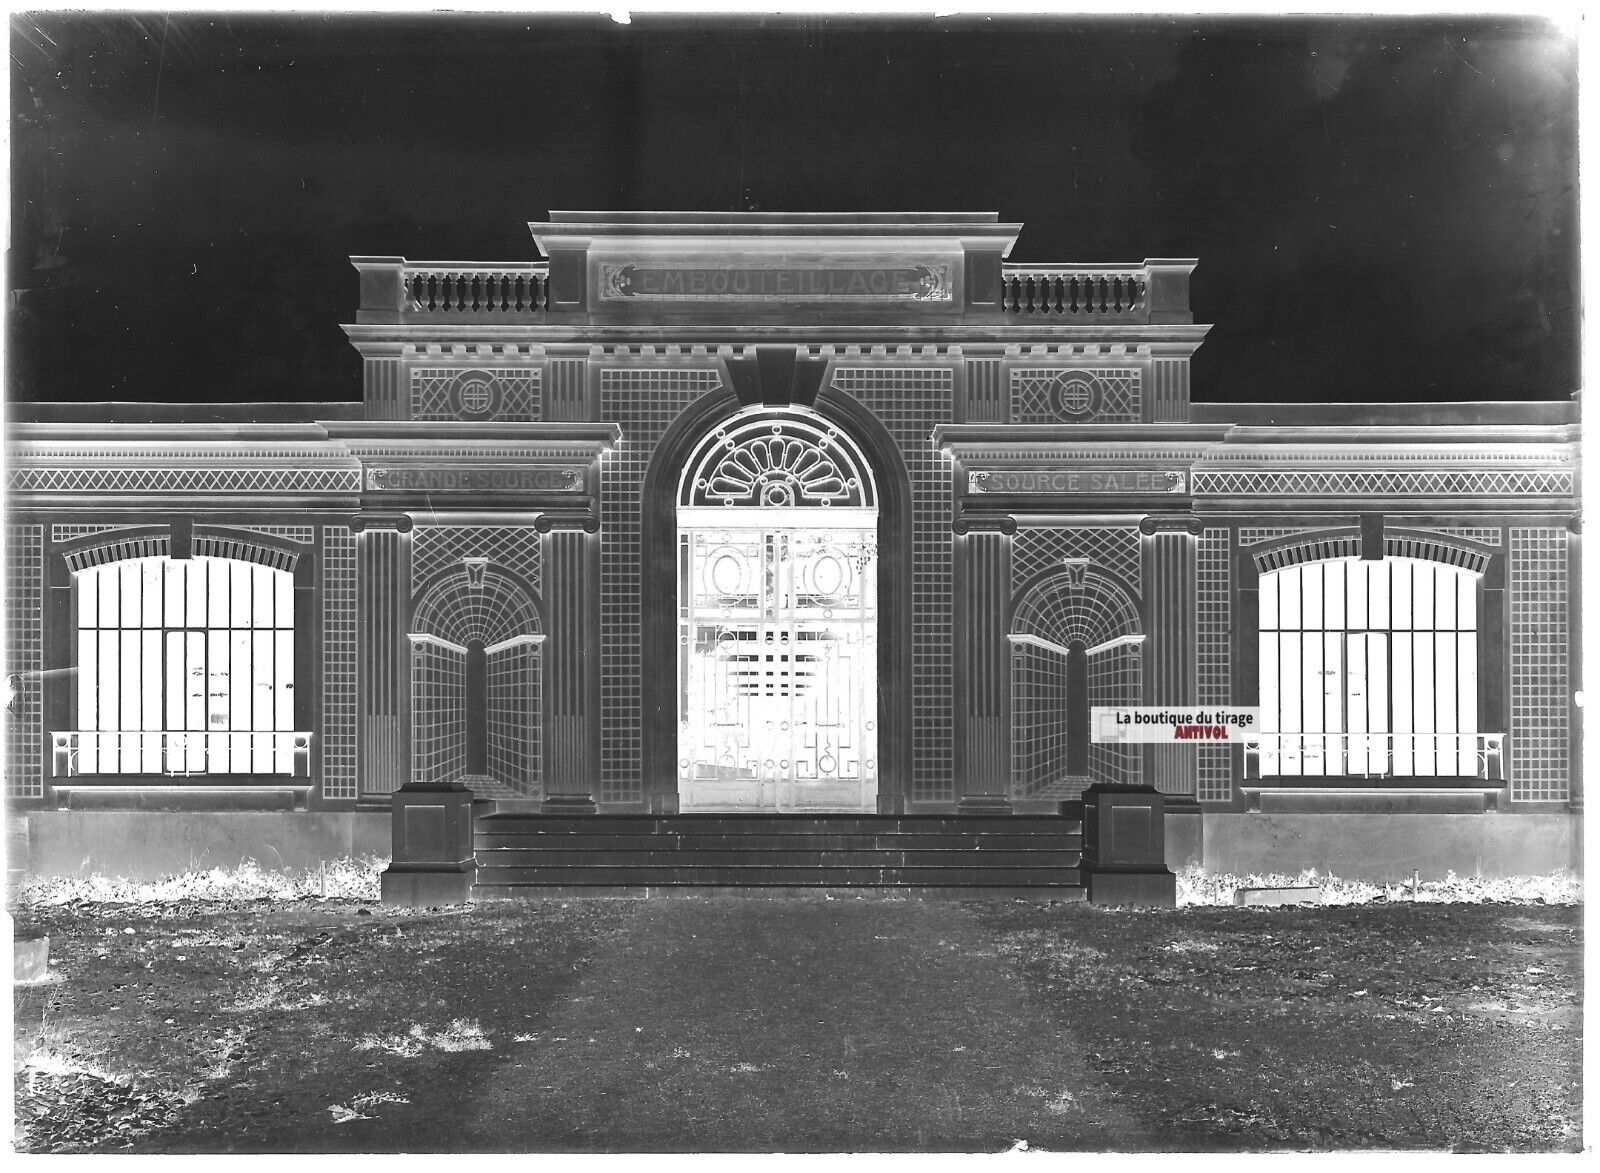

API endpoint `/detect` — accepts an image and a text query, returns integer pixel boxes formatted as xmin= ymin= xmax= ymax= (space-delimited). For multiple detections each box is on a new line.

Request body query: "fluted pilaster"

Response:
xmin=954 ymin=514 xmax=1016 ymax=813
xmin=538 ymin=511 xmax=601 ymax=813
xmin=354 ymin=513 xmax=412 ymax=800
xmin=1141 ymin=515 xmax=1201 ymax=796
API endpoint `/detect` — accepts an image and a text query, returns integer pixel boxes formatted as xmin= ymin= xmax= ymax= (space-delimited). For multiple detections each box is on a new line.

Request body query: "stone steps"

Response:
xmin=471 ymin=812 xmax=1084 ymax=897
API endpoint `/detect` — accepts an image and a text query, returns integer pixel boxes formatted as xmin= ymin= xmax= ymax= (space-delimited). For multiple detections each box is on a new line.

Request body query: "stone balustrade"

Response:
xmin=1000 ymin=260 xmax=1197 ymax=324
xmin=1002 ymin=267 xmax=1147 ymax=317
xmin=403 ymin=263 xmax=550 ymax=316
xmin=350 ymin=255 xmax=1196 ymax=324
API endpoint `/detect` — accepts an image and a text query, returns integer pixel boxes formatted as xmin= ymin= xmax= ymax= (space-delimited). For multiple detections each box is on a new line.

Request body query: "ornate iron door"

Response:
xmin=678 ymin=518 xmax=878 ymax=811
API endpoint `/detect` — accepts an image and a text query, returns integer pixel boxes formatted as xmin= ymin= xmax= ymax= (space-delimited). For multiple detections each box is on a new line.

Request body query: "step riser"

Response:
xmin=475 ymin=833 xmax=1082 ymax=853
xmin=477 ymin=816 xmax=1080 ymax=836
xmin=474 ymin=866 xmax=1080 ymax=886
xmin=471 ymin=885 xmax=1088 ymax=902
xmin=476 ymin=849 xmax=1081 ymax=868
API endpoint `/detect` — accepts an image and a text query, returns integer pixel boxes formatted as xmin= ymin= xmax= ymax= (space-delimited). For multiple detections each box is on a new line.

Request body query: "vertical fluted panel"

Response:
xmin=546 ymin=357 xmax=590 ymax=421
xmin=1145 ymin=527 xmax=1197 ymax=796
xmin=958 ymin=528 xmax=1013 ymax=804
xmin=357 ymin=524 xmax=410 ymax=796
xmin=964 ymin=358 xmax=1005 ymax=422
xmin=364 ymin=357 xmax=403 ymax=420
xmin=541 ymin=525 xmax=597 ymax=808
xmin=1150 ymin=358 xmax=1190 ymax=422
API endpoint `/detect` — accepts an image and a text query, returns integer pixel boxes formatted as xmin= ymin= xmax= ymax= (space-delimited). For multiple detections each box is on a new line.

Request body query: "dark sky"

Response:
xmin=7 ymin=13 xmax=1579 ymax=406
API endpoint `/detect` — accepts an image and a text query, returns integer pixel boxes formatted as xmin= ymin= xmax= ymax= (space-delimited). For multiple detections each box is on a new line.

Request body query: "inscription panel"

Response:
xmin=366 ymin=467 xmax=585 ymax=493
xmin=970 ymin=469 xmax=1187 ymax=495
xmin=600 ymin=264 xmax=953 ymax=302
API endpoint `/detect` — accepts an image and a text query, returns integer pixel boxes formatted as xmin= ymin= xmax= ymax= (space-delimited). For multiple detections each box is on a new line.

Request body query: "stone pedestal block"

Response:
xmin=1080 ymin=782 xmax=1176 ymax=907
xmin=380 ymin=782 xmax=477 ymax=906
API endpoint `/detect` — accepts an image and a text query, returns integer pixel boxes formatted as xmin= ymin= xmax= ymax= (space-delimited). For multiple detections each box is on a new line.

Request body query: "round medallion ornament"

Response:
xmin=450 ymin=370 xmax=502 ymax=420
xmin=1052 ymin=372 xmax=1098 ymax=419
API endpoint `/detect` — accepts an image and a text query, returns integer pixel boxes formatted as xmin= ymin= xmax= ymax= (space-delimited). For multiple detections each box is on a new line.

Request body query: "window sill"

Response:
xmin=53 ymin=781 xmax=313 ymax=812
xmin=1240 ymin=783 xmax=1503 ymax=815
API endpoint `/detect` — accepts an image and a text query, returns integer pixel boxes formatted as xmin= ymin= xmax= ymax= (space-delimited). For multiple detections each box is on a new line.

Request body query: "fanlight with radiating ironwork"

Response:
xmin=679 ymin=412 xmax=876 ymax=509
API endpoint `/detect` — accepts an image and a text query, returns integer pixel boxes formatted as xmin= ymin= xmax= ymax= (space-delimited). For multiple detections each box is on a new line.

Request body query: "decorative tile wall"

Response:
xmin=320 ymin=526 xmax=358 ymax=801
xmin=832 ymin=366 xmax=955 ymax=803
xmin=1509 ymin=528 xmax=1570 ymax=802
xmin=1197 ymin=527 xmax=1233 ymax=803
xmin=5 ymin=525 xmax=44 ymax=798
xmin=599 ymin=368 xmax=723 ymax=804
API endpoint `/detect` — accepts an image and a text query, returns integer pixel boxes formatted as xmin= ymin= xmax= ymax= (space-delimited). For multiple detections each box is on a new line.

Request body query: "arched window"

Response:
xmin=1258 ymin=555 xmax=1491 ymax=778
xmin=62 ymin=555 xmax=305 ymax=776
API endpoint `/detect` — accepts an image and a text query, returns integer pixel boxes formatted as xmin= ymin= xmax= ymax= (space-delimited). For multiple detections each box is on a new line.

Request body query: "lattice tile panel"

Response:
xmin=1509 ymin=529 xmax=1570 ymax=802
xmin=486 ymin=642 xmax=541 ymax=797
xmin=1238 ymin=527 xmax=1319 ymax=547
xmin=12 ymin=468 xmax=361 ymax=494
xmin=411 ymin=641 xmax=466 ymax=786
xmin=412 ymin=368 xmax=541 ymax=422
xmin=1011 ymin=643 xmax=1069 ymax=798
xmin=241 ymin=525 xmax=316 ymax=545
xmin=1195 ymin=470 xmax=1573 ymax=498
xmin=412 ymin=571 xmax=542 ymax=648
xmin=1420 ymin=526 xmax=1503 ymax=547
xmin=51 ymin=524 xmax=134 ymax=543
xmin=1011 ymin=367 xmax=1140 ymax=424
xmin=5 ymin=525 xmax=44 ymax=798
xmin=412 ymin=527 xmax=542 ymax=598
xmin=321 ymin=526 xmax=358 ymax=801
xmin=1013 ymin=526 xmax=1141 ymax=597
xmin=1197 ymin=528 xmax=1233 ymax=803
xmin=600 ymin=368 xmax=723 ymax=804
xmin=832 ymin=366 xmax=956 ymax=804
xmin=1087 ymin=642 xmax=1142 ymax=791
xmin=1013 ymin=575 xmax=1142 ymax=651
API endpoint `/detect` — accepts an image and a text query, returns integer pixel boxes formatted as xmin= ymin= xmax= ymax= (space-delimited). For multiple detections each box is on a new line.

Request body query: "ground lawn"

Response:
xmin=12 ymin=894 xmax=1581 ymax=1153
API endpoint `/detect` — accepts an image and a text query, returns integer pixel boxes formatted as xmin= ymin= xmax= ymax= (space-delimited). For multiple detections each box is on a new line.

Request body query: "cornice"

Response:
xmin=340 ymin=323 xmax=1213 ymax=351
xmin=935 ymin=423 xmax=1234 ymax=450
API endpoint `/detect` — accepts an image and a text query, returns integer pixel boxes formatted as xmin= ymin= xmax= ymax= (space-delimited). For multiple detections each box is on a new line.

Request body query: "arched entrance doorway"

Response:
xmin=675 ymin=407 xmax=879 ymax=812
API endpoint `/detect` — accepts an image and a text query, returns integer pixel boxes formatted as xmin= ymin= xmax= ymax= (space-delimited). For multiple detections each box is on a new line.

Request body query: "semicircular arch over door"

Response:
xmin=675 ymin=407 xmax=880 ymax=812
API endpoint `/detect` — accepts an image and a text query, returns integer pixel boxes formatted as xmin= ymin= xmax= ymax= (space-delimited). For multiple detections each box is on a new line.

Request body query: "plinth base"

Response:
xmin=1084 ymin=866 xmax=1177 ymax=908
xmin=380 ymin=861 xmax=475 ymax=907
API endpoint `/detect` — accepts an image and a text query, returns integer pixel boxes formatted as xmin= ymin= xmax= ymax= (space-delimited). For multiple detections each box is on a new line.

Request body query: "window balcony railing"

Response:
xmin=1243 ymin=732 xmax=1505 ymax=782
xmin=51 ymin=730 xmax=312 ymax=779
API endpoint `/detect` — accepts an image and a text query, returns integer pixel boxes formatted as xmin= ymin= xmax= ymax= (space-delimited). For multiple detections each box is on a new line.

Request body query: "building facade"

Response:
xmin=5 ymin=213 xmax=1581 ymax=887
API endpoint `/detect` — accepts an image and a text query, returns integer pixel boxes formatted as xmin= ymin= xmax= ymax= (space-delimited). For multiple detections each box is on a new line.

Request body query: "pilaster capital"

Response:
xmin=1568 ymin=514 xmax=1582 ymax=535
xmin=535 ymin=509 xmax=600 ymax=535
xmin=952 ymin=513 xmax=1018 ymax=537
xmin=1139 ymin=514 xmax=1203 ymax=538
xmin=351 ymin=512 xmax=413 ymax=535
